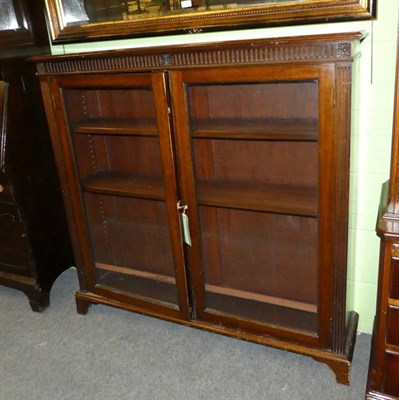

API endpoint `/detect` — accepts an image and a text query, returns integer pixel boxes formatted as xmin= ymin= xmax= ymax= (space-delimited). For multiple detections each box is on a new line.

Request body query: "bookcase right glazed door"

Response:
xmin=171 ymin=63 xmax=337 ymax=349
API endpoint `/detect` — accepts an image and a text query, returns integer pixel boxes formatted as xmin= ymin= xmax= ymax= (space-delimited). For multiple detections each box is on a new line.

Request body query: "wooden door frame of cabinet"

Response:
xmin=33 ymin=33 xmax=364 ymax=385
xmin=151 ymin=72 xmax=192 ymax=317
xmin=386 ymin=39 xmax=399 ymax=218
xmin=43 ymin=72 xmax=191 ymax=320
xmin=169 ymin=63 xmax=339 ymax=350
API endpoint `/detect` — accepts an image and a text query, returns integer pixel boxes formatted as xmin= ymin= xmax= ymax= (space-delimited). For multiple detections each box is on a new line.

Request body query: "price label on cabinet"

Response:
xmin=181 ymin=212 xmax=192 ymax=246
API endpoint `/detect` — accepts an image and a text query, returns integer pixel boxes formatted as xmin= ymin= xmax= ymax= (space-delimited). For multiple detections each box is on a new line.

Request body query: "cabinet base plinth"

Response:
xmin=0 ymin=271 xmax=51 ymax=312
xmin=75 ymin=290 xmax=358 ymax=384
xmin=366 ymin=390 xmax=399 ymax=400
xmin=76 ymin=293 xmax=92 ymax=315
xmin=312 ymin=310 xmax=358 ymax=385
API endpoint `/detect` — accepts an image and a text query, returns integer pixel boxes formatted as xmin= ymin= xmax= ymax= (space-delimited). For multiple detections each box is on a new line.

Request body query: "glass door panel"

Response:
xmin=62 ymin=82 xmax=180 ymax=308
xmin=186 ymin=79 xmax=320 ymax=333
xmin=84 ymin=193 xmax=177 ymax=305
xmin=391 ymin=257 xmax=399 ymax=300
xmin=199 ymin=207 xmax=318 ymax=332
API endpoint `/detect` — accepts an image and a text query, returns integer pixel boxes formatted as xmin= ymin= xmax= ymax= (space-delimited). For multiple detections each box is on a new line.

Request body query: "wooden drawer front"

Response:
xmin=391 ymin=255 xmax=399 ymax=299
xmin=0 ymin=203 xmax=33 ymax=275
xmin=383 ymin=351 xmax=399 ymax=397
xmin=387 ymin=306 xmax=399 ymax=347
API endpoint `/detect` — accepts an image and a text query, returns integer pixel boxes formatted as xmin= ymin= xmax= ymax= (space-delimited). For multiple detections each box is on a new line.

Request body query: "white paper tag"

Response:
xmin=181 ymin=212 xmax=192 ymax=246
xmin=181 ymin=0 xmax=192 ymax=8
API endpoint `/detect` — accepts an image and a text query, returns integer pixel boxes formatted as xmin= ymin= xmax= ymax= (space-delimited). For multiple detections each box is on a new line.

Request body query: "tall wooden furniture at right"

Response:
xmin=366 ymin=33 xmax=399 ymax=400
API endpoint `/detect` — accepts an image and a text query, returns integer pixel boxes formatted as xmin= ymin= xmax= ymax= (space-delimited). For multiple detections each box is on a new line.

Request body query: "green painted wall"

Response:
xmin=51 ymin=0 xmax=399 ymax=334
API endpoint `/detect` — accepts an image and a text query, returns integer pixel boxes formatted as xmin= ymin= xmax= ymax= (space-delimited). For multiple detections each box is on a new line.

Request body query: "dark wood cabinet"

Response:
xmin=34 ymin=33 xmax=362 ymax=383
xmin=366 ymin=35 xmax=399 ymax=400
xmin=0 ymin=0 xmax=74 ymax=311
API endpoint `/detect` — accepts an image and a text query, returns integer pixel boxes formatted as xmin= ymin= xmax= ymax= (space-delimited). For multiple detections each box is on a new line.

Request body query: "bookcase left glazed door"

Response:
xmin=49 ymin=73 xmax=190 ymax=319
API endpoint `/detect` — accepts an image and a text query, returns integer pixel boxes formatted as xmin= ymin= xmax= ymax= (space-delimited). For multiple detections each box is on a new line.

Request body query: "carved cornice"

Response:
xmin=34 ymin=34 xmax=361 ymax=75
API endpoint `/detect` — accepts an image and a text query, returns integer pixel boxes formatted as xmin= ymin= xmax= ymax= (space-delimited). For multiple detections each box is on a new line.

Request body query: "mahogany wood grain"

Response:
xmin=34 ymin=34 xmax=362 ymax=384
xmin=205 ymin=284 xmax=317 ymax=314
xmin=391 ymin=256 xmax=399 ymax=299
xmin=71 ymin=117 xmax=158 ymax=136
xmin=387 ymin=307 xmax=399 ymax=347
xmin=93 ymin=261 xmax=318 ymax=315
xmin=188 ymin=82 xmax=318 ymax=122
xmin=383 ymin=351 xmax=399 ymax=396
xmin=151 ymin=72 xmax=191 ymax=318
xmin=204 ymin=291 xmax=318 ymax=333
xmin=96 ymin=262 xmax=176 ymax=284
xmin=85 ymin=194 xmax=175 ymax=276
xmin=72 ymin=135 xmax=164 ymax=180
xmin=197 ymin=180 xmax=317 ymax=217
xmin=199 ymin=207 xmax=318 ymax=305
xmin=191 ymin=118 xmax=318 ymax=141
xmin=193 ymin=139 xmax=318 ymax=187
xmin=81 ymin=172 xmax=165 ymax=199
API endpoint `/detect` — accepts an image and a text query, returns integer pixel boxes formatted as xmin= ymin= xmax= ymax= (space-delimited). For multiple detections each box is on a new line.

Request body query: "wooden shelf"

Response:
xmin=71 ymin=117 xmax=158 ymax=136
xmin=96 ymin=262 xmax=176 ymax=284
xmin=390 ymin=298 xmax=399 ymax=307
xmin=191 ymin=118 xmax=318 ymax=141
xmin=96 ymin=263 xmax=316 ymax=315
xmin=81 ymin=171 xmax=165 ymax=200
xmin=205 ymin=284 xmax=317 ymax=313
xmin=197 ymin=180 xmax=318 ymax=217
xmin=205 ymin=291 xmax=318 ymax=333
xmin=96 ymin=263 xmax=178 ymax=307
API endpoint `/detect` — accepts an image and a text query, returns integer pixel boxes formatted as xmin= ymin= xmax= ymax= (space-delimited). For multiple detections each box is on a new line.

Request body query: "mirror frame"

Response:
xmin=0 ymin=0 xmax=34 ymax=47
xmin=45 ymin=0 xmax=376 ymax=43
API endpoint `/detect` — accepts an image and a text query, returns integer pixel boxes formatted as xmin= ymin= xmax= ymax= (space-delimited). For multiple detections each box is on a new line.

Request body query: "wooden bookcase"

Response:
xmin=33 ymin=33 xmax=363 ymax=383
xmin=365 ymin=33 xmax=399 ymax=400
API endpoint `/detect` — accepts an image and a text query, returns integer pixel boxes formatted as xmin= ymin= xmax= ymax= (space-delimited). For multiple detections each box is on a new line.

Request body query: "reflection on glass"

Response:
xmin=60 ymin=0 xmax=307 ymax=25
xmin=0 ymin=0 xmax=19 ymax=30
xmin=61 ymin=0 xmax=89 ymax=24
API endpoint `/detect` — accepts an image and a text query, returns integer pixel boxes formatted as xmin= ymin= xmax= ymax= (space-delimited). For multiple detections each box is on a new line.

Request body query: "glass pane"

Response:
xmin=62 ymin=86 xmax=179 ymax=307
xmin=200 ymin=207 xmax=318 ymax=332
xmin=85 ymin=194 xmax=178 ymax=305
xmin=0 ymin=1 xmax=19 ymax=30
xmin=188 ymin=80 xmax=319 ymax=333
xmin=59 ymin=0 xmax=308 ymax=26
xmin=387 ymin=306 xmax=399 ymax=346
xmin=188 ymin=81 xmax=318 ymax=137
xmin=391 ymin=256 xmax=399 ymax=300
xmin=383 ymin=352 xmax=399 ymax=396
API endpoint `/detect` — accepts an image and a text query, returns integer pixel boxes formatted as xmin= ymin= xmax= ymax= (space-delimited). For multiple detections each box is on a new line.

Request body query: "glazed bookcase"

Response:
xmin=33 ymin=33 xmax=363 ymax=383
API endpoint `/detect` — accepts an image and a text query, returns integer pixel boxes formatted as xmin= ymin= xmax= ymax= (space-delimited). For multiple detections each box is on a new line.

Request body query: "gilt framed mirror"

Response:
xmin=45 ymin=0 xmax=376 ymax=43
xmin=0 ymin=0 xmax=33 ymax=47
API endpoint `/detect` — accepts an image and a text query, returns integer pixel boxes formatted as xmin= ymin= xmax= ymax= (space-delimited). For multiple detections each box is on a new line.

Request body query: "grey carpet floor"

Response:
xmin=1 ymin=267 xmax=371 ymax=400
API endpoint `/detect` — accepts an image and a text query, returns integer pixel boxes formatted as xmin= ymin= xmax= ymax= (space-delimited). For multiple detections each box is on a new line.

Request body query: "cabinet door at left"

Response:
xmin=48 ymin=74 xmax=188 ymax=318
